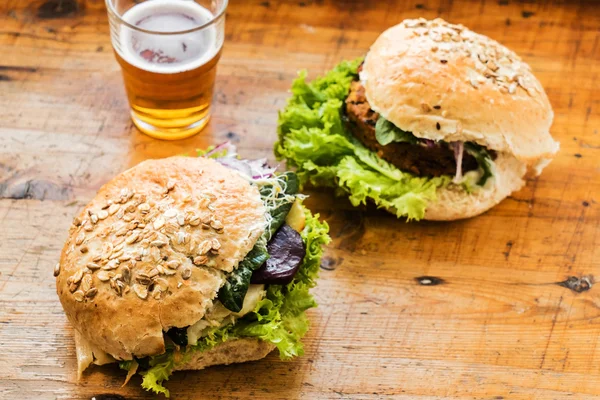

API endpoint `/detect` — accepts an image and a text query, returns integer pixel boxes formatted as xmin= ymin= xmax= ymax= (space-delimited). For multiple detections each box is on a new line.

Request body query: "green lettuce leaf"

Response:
xmin=219 ymin=238 xmax=270 ymax=312
xmin=140 ymin=349 xmax=176 ymax=397
xmin=337 ymin=156 xmax=449 ymax=220
xmin=274 ymin=58 xmax=452 ymax=220
xmin=137 ymin=206 xmax=330 ymax=397
xmin=232 ymin=209 xmax=329 ymax=358
xmin=375 ymin=117 xmax=418 ymax=146
xmin=464 ymin=142 xmax=494 ymax=186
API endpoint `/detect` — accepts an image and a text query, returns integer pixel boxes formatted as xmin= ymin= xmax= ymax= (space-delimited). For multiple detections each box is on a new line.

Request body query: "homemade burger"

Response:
xmin=275 ymin=18 xmax=559 ymax=220
xmin=55 ymin=143 xmax=329 ymax=397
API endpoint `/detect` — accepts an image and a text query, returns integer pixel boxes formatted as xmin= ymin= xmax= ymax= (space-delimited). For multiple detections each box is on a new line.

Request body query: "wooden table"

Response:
xmin=1 ymin=0 xmax=599 ymax=399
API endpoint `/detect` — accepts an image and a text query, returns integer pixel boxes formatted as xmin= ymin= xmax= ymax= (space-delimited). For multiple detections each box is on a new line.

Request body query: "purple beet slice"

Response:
xmin=251 ymin=224 xmax=305 ymax=285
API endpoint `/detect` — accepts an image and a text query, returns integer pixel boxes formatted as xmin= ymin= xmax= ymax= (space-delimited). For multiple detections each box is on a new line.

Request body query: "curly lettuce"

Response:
xmin=274 ymin=59 xmax=498 ymax=220
xmin=274 ymin=59 xmax=451 ymax=220
xmin=136 ymin=206 xmax=329 ymax=397
xmin=375 ymin=117 xmax=418 ymax=146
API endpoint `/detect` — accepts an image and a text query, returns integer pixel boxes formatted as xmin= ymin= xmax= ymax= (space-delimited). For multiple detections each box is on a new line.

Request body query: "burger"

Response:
xmin=55 ymin=143 xmax=329 ymax=397
xmin=275 ymin=18 xmax=559 ymax=220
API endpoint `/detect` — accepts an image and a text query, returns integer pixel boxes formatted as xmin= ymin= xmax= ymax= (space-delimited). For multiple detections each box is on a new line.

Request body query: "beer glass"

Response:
xmin=106 ymin=0 xmax=227 ymax=140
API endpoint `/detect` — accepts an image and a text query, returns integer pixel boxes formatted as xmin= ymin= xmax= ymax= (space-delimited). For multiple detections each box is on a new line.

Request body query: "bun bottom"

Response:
xmin=173 ymin=338 xmax=276 ymax=371
xmin=385 ymin=152 xmax=527 ymax=221
xmin=423 ymin=152 xmax=527 ymax=221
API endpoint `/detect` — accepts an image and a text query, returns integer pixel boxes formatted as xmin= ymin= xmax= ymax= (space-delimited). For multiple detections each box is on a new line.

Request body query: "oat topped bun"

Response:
xmin=361 ymin=18 xmax=559 ymax=169
xmin=56 ymin=157 xmax=266 ymax=360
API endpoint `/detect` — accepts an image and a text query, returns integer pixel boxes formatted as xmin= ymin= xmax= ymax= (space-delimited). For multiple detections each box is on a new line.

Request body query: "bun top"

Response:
xmin=56 ymin=157 xmax=266 ymax=360
xmin=362 ymin=18 xmax=559 ymax=168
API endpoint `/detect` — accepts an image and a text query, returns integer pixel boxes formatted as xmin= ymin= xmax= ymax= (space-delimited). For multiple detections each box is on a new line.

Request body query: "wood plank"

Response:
xmin=0 ymin=0 xmax=599 ymax=399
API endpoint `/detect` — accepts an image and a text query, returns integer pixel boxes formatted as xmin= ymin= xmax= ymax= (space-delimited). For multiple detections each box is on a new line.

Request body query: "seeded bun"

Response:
xmin=423 ymin=152 xmax=526 ymax=220
xmin=173 ymin=338 xmax=276 ymax=371
xmin=361 ymin=18 xmax=559 ymax=171
xmin=56 ymin=157 xmax=266 ymax=361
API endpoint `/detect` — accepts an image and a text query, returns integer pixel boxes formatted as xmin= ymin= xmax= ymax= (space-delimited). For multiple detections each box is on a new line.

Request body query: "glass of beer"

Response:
xmin=105 ymin=0 xmax=227 ymax=140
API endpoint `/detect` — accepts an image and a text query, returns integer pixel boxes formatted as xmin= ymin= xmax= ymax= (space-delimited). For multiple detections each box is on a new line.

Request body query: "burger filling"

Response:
xmin=345 ymin=79 xmax=495 ymax=181
xmin=275 ymin=58 xmax=498 ymax=220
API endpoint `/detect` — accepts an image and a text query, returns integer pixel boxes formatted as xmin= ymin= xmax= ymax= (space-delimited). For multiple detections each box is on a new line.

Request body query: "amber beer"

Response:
xmin=108 ymin=0 xmax=226 ymax=140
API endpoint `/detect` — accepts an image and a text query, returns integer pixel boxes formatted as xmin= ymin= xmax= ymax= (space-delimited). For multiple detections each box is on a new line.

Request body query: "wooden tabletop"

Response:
xmin=1 ymin=0 xmax=599 ymax=399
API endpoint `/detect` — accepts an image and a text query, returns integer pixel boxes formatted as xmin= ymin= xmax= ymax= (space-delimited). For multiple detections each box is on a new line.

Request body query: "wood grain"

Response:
xmin=1 ymin=0 xmax=599 ymax=399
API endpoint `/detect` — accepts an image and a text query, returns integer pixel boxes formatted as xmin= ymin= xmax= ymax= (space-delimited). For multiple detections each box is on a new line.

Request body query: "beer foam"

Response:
xmin=118 ymin=0 xmax=222 ymax=74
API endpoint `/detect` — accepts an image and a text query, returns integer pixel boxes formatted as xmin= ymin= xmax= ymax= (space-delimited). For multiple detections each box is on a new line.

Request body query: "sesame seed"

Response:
xmin=197 ymin=240 xmax=212 ymax=255
xmin=75 ymin=232 xmax=85 ymax=245
xmin=97 ymin=271 xmax=110 ymax=282
xmin=73 ymin=290 xmax=85 ymax=302
xmin=440 ymin=59 xmax=447 ymax=64
xmin=210 ymin=218 xmax=224 ymax=231
xmin=132 ymin=284 xmax=148 ymax=299
xmin=164 ymin=209 xmax=177 ymax=218
xmin=109 ymin=249 xmax=124 ymax=260
xmin=87 ymin=262 xmax=100 ymax=270
xmin=113 ymin=236 xmax=125 ymax=247
xmin=72 ymin=269 xmax=84 ymax=284
xmin=81 ymin=274 xmax=92 ymax=293
xmin=69 ymin=282 xmax=79 ymax=293
xmin=153 ymin=217 xmax=165 ymax=230
xmin=113 ymin=242 xmax=125 ymax=252
xmin=125 ymin=231 xmax=140 ymax=244
xmin=53 ymin=263 xmax=61 ymax=277
xmin=436 ymin=122 xmax=441 ymax=130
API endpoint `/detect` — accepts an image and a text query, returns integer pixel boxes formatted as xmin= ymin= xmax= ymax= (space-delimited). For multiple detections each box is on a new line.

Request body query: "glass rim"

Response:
xmin=105 ymin=0 xmax=229 ymax=35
